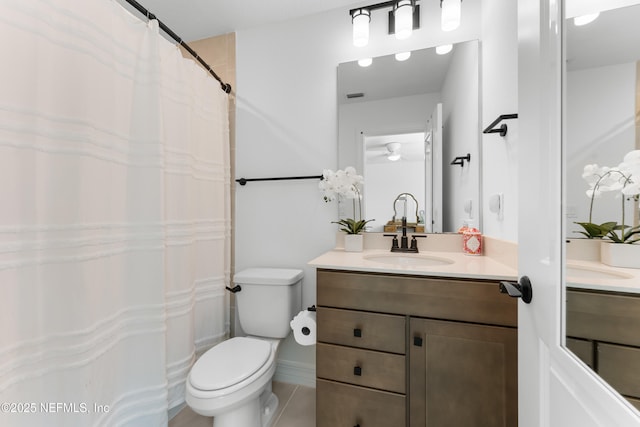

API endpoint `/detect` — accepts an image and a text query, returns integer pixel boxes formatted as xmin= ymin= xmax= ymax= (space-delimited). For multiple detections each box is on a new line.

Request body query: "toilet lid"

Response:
xmin=189 ymin=337 xmax=271 ymax=391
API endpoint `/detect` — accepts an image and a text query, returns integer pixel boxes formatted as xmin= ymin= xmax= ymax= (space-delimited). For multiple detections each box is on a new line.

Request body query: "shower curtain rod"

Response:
xmin=122 ymin=0 xmax=232 ymax=94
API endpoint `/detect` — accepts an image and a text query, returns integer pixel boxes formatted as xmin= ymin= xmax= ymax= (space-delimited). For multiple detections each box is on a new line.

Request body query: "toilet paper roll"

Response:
xmin=290 ymin=310 xmax=316 ymax=346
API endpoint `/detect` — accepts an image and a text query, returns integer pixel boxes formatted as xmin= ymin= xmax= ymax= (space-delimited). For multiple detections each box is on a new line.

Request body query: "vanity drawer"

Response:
xmin=598 ymin=343 xmax=640 ymax=399
xmin=566 ymin=290 xmax=640 ymax=346
xmin=317 ymin=379 xmax=406 ymax=427
xmin=317 ymin=307 xmax=405 ymax=353
xmin=317 ymin=343 xmax=405 ymax=393
xmin=566 ymin=338 xmax=594 ymax=369
xmin=318 ymin=269 xmax=517 ymax=327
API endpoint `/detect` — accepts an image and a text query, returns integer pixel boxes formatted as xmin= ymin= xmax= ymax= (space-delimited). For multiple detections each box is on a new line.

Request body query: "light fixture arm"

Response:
xmin=349 ymin=0 xmax=420 ymax=27
xmin=349 ymin=0 xmax=411 ymax=17
xmin=440 ymin=0 xmax=463 ymax=8
xmin=349 ymin=0 xmax=420 ymax=47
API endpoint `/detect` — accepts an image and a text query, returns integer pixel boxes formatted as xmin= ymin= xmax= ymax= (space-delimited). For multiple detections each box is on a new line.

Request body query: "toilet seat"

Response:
xmin=189 ymin=337 xmax=271 ymax=391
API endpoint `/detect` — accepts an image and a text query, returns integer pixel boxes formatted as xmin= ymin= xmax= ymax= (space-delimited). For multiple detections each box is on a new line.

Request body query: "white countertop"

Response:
xmin=308 ymin=252 xmax=640 ymax=294
xmin=308 ymin=248 xmax=518 ymax=281
xmin=308 ymin=234 xmax=640 ymax=294
xmin=566 ymin=259 xmax=640 ymax=294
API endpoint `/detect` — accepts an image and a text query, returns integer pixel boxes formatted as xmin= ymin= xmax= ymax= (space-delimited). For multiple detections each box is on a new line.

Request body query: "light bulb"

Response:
xmin=436 ymin=44 xmax=453 ymax=55
xmin=394 ymin=0 xmax=414 ymax=40
xmin=573 ymin=13 xmax=599 ymax=26
xmin=352 ymin=9 xmax=370 ymax=47
xmin=395 ymin=51 xmax=411 ymax=61
xmin=441 ymin=0 xmax=461 ymax=32
xmin=358 ymin=58 xmax=373 ymax=67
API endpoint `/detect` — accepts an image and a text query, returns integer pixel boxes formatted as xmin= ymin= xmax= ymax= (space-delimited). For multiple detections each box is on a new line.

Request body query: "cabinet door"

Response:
xmin=409 ymin=318 xmax=517 ymax=427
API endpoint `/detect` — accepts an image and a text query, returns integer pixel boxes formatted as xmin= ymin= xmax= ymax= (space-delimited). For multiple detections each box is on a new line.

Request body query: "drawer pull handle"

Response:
xmin=414 ymin=336 xmax=423 ymax=347
xmin=353 ymin=366 xmax=362 ymax=376
xmin=353 ymin=328 xmax=362 ymax=337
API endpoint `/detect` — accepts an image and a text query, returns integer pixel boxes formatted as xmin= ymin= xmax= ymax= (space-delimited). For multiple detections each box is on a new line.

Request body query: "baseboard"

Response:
xmin=168 ymin=402 xmax=187 ymax=421
xmin=274 ymin=359 xmax=316 ymax=388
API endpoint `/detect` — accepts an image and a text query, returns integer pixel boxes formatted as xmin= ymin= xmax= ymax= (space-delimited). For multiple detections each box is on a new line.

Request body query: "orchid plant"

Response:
xmin=576 ymin=150 xmax=640 ymax=243
xmin=319 ymin=167 xmax=373 ymax=234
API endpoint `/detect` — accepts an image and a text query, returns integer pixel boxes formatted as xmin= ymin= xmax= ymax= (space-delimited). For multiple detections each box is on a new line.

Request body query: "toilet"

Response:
xmin=185 ymin=268 xmax=303 ymax=427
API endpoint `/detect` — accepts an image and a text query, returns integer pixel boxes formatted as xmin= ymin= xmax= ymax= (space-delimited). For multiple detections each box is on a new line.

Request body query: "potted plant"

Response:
xmin=319 ymin=167 xmax=373 ymax=252
xmin=576 ymin=150 xmax=640 ymax=268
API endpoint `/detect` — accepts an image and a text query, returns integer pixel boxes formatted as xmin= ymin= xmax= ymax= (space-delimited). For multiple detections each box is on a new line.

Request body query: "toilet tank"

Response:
xmin=233 ymin=268 xmax=303 ymax=338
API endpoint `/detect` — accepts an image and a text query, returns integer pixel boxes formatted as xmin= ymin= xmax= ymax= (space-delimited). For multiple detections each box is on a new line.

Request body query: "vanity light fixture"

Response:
xmin=352 ymin=8 xmax=371 ymax=47
xmin=440 ymin=0 xmax=462 ymax=32
xmin=349 ymin=1 xmax=420 ymax=47
xmin=395 ymin=51 xmax=411 ymax=61
xmin=393 ymin=0 xmax=415 ymax=40
xmin=358 ymin=57 xmax=373 ymax=67
xmin=573 ymin=12 xmax=599 ymax=26
xmin=435 ymin=44 xmax=453 ymax=54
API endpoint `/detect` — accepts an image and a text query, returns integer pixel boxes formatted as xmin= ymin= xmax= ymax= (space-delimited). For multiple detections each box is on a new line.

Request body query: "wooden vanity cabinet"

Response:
xmin=566 ymin=288 xmax=640 ymax=410
xmin=316 ymin=269 xmax=518 ymax=427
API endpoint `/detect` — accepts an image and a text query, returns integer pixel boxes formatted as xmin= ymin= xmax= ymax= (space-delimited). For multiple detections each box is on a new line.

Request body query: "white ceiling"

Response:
xmin=337 ymin=43 xmax=454 ymax=104
xmin=565 ymin=4 xmax=640 ymax=71
xmin=124 ymin=0 xmax=366 ymax=42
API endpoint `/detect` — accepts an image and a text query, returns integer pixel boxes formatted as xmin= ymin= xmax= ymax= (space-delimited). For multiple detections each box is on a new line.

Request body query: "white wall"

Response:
xmin=441 ymin=40 xmax=480 ymax=230
xmin=235 ymin=0 xmax=519 ymax=382
xmin=481 ymin=0 xmax=519 ymax=241
xmin=339 ymin=93 xmax=439 ymax=170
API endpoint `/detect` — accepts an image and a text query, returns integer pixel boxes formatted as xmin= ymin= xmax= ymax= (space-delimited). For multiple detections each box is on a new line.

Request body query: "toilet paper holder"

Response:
xmin=301 ymin=305 xmax=316 ymax=336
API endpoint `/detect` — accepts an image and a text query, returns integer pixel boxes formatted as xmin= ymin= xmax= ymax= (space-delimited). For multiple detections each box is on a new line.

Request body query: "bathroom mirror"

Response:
xmin=563 ymin=2 xmax=640 ymax=410
xmin=337 ymin=40 xmax=480 ymax=233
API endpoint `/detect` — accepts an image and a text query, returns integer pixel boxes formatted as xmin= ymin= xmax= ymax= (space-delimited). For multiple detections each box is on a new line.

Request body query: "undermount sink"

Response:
xmin=364 ymin=253 xmax=454 ymax=267
xmin=566 ymin=264 xmax=633 ymax=280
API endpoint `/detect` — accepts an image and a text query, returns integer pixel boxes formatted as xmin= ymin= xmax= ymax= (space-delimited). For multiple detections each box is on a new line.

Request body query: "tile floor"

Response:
xmin=169 ymin=382 xmax=315 ymax=427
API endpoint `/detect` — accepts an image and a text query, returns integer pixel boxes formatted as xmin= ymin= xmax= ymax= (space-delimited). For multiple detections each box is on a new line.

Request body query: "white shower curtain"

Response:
xmin=0 ymin=0 xmax=231 ymax=426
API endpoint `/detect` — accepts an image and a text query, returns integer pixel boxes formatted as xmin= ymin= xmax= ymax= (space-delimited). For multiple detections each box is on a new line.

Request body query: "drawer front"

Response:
xmin=317 ymin=307 xmax=405 ymax=353
xmin=566 ymin=290 xmax=640 ymax=346
xmin=317 ymin=379 xmax=406 ymax=427
xmin=566 ymin=338 xmax=594 ymax=369
xmin=317 ymin=269 xmax=516 ymax=327
xmin=598 ymin=343 xmax=640 ymax=399
xmin=317 ymin=343 xmax=405 ymax=393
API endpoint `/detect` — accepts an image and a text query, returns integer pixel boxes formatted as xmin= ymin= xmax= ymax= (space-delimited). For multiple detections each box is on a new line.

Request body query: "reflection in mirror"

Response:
xmin=337 ymin=40 xmax=480 ymax=233
xmin=364 ymin=132 xmax=426 ymax=232
xmin=564 ymin=2 xmax=640 ymax=412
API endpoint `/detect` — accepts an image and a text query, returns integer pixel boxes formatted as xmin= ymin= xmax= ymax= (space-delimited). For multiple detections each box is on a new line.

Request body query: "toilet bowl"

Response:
xmin=185 ymin=267 xmax=303 ymax=427
xmin=186 ymin=337 xmax=281 ymax=427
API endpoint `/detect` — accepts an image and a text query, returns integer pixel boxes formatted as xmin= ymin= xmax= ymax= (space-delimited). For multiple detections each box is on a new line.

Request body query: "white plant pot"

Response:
xmin=600 ymin=241 xmax=640 ymax=269
xmin=565 ymin=238 xmax=602 ymax=262
xmin=344 ymin=234 xmax=364 ymax=252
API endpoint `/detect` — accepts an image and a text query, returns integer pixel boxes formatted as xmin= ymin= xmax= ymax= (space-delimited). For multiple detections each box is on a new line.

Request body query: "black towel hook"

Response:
xmin=483 ymin=114 xmax=518 ymax=137
xmin=450 ymin=153 xmax=471 ymax=167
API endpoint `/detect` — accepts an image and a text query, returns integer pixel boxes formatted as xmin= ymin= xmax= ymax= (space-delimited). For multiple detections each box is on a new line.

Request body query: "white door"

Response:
xmin=518 ymin=0 xmax=640 ymax=425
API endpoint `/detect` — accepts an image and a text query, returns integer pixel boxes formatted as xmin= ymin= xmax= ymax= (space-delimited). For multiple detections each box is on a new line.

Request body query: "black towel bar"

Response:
xmin=235 ymin=175 xmax=323 ymax=186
